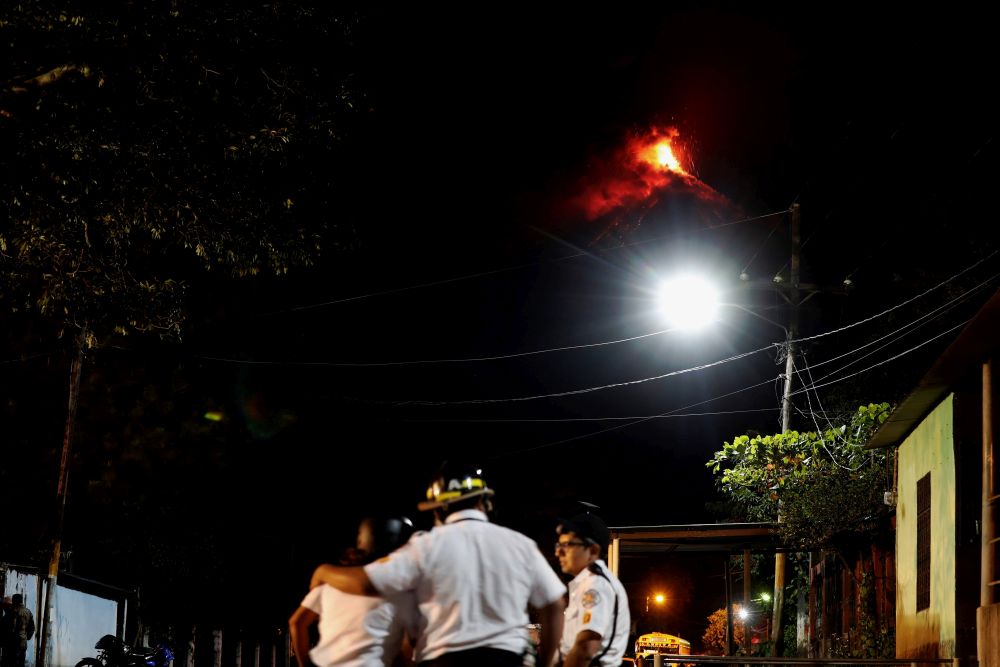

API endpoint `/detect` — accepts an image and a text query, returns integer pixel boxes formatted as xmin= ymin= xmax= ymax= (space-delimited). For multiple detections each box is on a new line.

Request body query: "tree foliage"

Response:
xmin=706 ymin=403 xmax=893 ymax=548
xmin=0 ymin=1 xmax=361 ymax=341
xmin=701 ymin=608 xmax=745 ymax=656
xmin=0 ymin=1 xmax=363 ymax=623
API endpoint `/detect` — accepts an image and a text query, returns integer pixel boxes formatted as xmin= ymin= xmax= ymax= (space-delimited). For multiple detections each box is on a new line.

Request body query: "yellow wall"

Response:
xmin=896 ymin=394 xmax=956 ymax=658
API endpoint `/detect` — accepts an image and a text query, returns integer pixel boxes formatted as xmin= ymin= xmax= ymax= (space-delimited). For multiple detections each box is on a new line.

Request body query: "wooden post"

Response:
xmin=724 ymin=557 xmax=734 ymax=656
xmin=609 ymin=537 xmax=621 ymax=577
xmin=743 ymin=549 xmax=752 ymax=654
xmin=983 ymin=359 xmax=996 ymax=607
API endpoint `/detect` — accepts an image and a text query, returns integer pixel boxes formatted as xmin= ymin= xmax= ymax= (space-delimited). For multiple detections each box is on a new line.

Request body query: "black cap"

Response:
xmin=556 ymin=512 xmax=610 ymax=554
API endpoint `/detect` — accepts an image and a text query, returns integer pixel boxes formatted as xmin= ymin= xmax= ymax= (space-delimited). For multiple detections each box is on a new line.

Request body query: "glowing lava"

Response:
xmin=573 ymin=126 xmax=699 ymax=221
xmin=648 ymin=140 xmax=685 ymax=173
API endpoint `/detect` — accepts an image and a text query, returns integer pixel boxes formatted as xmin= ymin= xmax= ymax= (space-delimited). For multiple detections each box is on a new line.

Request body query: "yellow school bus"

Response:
xmin=634 ymin=632 xmax=691 ymax=666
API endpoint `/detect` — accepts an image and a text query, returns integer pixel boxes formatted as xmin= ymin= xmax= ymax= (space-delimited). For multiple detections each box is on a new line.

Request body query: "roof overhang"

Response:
xmin=867 ymin=288 xmax=1000 ymax=449
xmin=609 ymin=522 xmax=784 ymax=555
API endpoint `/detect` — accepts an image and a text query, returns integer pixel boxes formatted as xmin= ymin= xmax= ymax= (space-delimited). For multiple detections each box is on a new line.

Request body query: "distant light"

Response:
xmin=654 ymin=594 xmax=666 ymax=605
xmin=739 ymin=271 xmax=750 ymax=282
xmin=772 ymin=274 xmax=784 ymax=284
xmin=204 ymin=411 xmax=224 ymax=422
xmin=658 ymin=275 xmax=719 ymax=330
xmin=759 ymin=592 xmax=771 ymax=602
xmin=738 ymin=608 xmax=750 ymax=620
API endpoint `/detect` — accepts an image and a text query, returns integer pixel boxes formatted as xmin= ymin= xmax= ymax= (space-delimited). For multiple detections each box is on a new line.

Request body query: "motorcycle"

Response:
xmin=75 ymin=635 xmax=174 ymax=667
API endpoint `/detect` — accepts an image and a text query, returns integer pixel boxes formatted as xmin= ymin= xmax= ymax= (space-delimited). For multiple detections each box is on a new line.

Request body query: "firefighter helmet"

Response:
xmin=418 ymin=464 xmax=494 ymax=511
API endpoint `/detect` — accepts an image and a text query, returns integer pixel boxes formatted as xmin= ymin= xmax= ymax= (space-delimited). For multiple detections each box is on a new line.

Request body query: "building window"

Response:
xmin=916 ymin=472 xmax=931 ymax=611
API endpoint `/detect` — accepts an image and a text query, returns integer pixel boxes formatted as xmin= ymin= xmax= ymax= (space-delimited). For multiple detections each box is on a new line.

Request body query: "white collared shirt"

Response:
xmin=559 ymin=560 xmax=630 ymax=667
xmin=365 ymin=509 xmax=566 ymax=662
xmin=300 ymin=585 xmax=417 ymax=667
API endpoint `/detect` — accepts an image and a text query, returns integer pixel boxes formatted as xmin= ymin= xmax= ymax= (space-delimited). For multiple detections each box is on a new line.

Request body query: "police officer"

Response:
xmin=554 ymin=514 xmax=629 ymax=667
xmin=311 ymin=464 xmax=566 ymax=667
xmin=291 ymin=516 xmax=417 ymax=667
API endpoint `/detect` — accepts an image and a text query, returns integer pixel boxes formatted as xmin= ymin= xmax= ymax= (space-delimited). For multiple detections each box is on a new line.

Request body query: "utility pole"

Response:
xmin=771 ymin=203 xmax=800 ymax=656
xmin=739 ymin=203 xmax=847 ymax=656
xmin=38 ymin=333 xmax=86 ymax=667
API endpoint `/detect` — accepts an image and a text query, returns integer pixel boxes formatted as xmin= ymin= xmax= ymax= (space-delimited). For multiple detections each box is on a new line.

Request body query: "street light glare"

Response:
xmin=760 ymin=592 xmax=771 ymax=602
xmin=737 ymin=608 xmax=750 ymax=620
xmin=658 ymin=275 xmax=719 ymax=330
xmin=654 ymin=594 xmax=666 ymax=604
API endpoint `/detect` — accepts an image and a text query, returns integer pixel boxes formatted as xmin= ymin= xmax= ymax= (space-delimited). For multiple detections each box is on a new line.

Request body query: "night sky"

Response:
xmin=3 ymin=3 xmax=998 ymax=644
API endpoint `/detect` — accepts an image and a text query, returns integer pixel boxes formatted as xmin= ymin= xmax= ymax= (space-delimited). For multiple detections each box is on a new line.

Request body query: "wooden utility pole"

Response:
xmin=771 ymin=203 xmax=800 ymax=656
xmin=38 ymin=333 xmax=86 ymax=667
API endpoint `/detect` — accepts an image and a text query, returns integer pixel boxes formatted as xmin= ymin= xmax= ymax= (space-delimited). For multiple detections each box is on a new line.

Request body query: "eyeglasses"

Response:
xmin=554 ymin=540 xmax=587 ymax=554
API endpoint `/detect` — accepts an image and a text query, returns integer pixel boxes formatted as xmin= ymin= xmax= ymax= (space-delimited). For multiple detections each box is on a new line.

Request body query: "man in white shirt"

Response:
xmin=554 ymin=513 xmax=629 ymax=667
xmin=311 ymin=465 xmax=566 ymax=667
xmin=290 ymin=516 xmax=417 ymax=667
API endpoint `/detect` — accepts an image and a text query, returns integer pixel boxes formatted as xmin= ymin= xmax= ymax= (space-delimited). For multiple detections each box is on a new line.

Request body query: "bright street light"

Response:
xmin=644 ymin=593 xmax=667 ymax=612
xmin=759 ymin=592 xmax=771 ymax=603
xmin=657 ymin=274 xmax=719 ymax=330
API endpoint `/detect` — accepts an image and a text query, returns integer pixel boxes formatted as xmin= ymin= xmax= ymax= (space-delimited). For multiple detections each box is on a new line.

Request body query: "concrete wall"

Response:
xmin=50 ymin=584 xmax=118 ymax=667
xmin=3 ymin=568 xmax=118 ymax=667
xmin=896 ymin=395 xmax=957 ymax=658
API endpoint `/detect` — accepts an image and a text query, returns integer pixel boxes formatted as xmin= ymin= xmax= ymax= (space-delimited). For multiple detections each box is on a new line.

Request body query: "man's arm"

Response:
xmin=288 ymin=606 xmax=318 ymax=667
xmin=536 ymin=598 xmax=565 ymax=667
xmin=310 ymin=564 xmax=378 ymax=596
xmin=561 ymin=630 xmax=602 ymax=667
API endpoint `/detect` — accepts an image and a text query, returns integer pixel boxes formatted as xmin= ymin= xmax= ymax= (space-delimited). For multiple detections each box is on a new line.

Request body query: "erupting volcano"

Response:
xmin=566 ymin=126 xmax=733 ymax=244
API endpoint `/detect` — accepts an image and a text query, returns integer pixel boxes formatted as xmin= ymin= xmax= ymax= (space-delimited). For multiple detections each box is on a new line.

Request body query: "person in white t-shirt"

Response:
xmin=310 ymin=464 xmax=566 ymax=667
xmin=290 ymin=516 xmax=418 ymax=667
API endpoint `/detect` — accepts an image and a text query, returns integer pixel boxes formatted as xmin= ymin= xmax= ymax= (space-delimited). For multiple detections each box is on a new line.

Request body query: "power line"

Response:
xmin=198 ymin=250 xmax=996 ymax=374
xmin=794 ymin=282 xmax=988 ymax=392
xmin=257 ymin=210 xmax=790 ymax=317
xmin=740 ymin=217 xmax=781 ymax=275
xmin=789 ymin=248 xmax=998 ymax=345
xmin=202 ymin=326 xmax=681 ymax=367
xmin=402 ymin=269 xmax=994 ymax=404
xmin=187 ymin=264 xmax=996 ymax=413
xmin=793 ymin=360 xmax=861 ymax=471
xmin=491 ymin=376 xmax=780 ymax=458
xmin=788 ymin=319 xmax=969 ymax=398
xmin=402 ymin=345 xmax=774 ymax=406
xmin=409 ymin=407 xmax=779 ymax=423
xmin=804 ymin=272 xmax=997 ymax=372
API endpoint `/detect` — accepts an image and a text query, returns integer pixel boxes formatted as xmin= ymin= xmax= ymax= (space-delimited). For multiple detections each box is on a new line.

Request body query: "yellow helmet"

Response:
xmin=418 ymin=464 xmax=494 ymax=511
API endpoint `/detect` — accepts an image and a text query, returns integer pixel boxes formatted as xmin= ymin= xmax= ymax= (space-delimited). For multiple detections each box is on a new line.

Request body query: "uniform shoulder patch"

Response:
xmin=581 ymin=589 xmax=601 ymax=608
xmin=582 ymin=611 xmax=592 ymax=624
